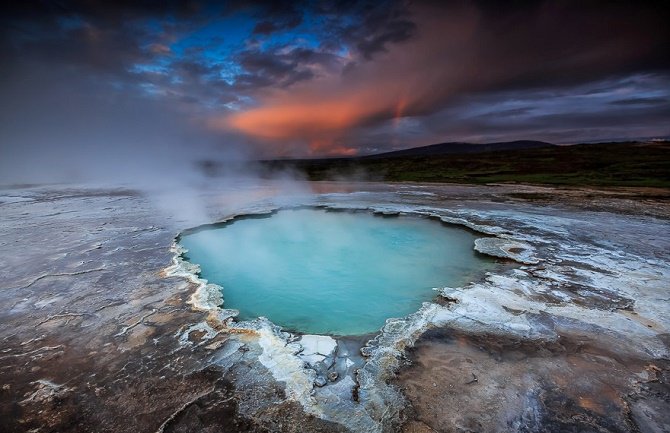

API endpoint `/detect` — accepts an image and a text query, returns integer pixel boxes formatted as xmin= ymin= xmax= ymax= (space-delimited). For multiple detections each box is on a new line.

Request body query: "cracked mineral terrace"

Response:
xmin=0 ymin=182 xmax=668 ymax=432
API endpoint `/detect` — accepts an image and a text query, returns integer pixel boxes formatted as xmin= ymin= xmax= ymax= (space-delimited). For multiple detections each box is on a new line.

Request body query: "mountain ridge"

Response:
xmin=361 ymin=140 xmax=555 ymax=158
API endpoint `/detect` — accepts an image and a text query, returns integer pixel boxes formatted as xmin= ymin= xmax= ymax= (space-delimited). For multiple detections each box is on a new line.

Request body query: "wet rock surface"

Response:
xmin=1 ymin=182 xmax=669 ymax=432
xmin=396 ymin=328 xmax=670 ymax=433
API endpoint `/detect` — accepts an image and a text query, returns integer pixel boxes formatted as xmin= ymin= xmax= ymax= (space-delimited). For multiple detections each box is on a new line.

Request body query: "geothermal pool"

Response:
xmin=179 ymin=209 xmax=493 ymax=335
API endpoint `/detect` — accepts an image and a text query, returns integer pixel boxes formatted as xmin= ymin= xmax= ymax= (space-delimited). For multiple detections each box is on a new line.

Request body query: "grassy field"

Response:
xmin=262 ymin=141 xmax=670 ymax=188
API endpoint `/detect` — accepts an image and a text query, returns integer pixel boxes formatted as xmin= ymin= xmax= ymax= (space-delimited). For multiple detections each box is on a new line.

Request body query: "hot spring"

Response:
xmin=179 ymin=208 xmax=494 ymax=336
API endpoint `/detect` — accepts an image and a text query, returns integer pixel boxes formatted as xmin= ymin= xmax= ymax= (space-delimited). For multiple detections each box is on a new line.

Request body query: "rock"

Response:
xmin=314 ymin=375 xmax=327 ymax=387
xmin=328 ymin=371 xmax=339 ymax=381
xmin=301 ymin=353 xmax=326 ymax=365
xmin=473 ymin=237 xmax=540 ymax=264
xmin=285 ymin=342 xmax=303 ymax=355
xmin=20 ymin=380 xmax=71 ymax=405
xmin=298 ymin=335 xmax=337 ymax=367
xmin=299 ymin=335 xmax=337 ymax=357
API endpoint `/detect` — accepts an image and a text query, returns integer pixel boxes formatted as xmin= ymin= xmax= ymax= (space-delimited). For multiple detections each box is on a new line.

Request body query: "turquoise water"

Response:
xmin=179 ymin=209 xmax=491 ymax=336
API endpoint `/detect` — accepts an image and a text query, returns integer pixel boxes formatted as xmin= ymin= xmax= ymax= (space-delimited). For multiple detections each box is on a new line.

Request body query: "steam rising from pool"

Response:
xmin=179 ymin=209 xmax=492 ymax=335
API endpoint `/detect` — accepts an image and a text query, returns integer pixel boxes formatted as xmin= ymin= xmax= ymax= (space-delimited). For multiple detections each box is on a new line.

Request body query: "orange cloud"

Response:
xmin=210 ymin=4 xmax=477 ymax=156
xmin=308 ymin=139 xmax=358 ymax=157
xmin=220 ymin=98 xmax=367 ymax=140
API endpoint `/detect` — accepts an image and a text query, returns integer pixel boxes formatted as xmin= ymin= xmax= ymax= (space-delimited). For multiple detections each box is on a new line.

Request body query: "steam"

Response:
xmin=0 ymin=61 xmax=314 ymax=227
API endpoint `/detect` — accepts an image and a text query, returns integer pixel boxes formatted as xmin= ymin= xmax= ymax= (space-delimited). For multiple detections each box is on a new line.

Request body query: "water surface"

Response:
xmin=180 ymin=209 xmax=492 ymax=335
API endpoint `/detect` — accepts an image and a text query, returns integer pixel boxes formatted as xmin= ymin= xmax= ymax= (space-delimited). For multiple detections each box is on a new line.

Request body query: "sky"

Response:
xmin=1 ymin=0 xmax=669 ymax=180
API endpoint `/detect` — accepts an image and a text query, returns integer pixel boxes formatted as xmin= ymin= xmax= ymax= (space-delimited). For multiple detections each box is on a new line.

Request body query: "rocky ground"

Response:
xmin=0 ymin=182 xmax=668 ymax=432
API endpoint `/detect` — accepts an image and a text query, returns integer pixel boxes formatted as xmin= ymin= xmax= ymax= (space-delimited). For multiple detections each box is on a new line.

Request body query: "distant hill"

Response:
xmin=254 ymin=140 xmax=669 ymax=188
xmin=200 ymin=140 xmax=670 ymax=188
xmin=362 ymin=140 xmax=554 ymax=158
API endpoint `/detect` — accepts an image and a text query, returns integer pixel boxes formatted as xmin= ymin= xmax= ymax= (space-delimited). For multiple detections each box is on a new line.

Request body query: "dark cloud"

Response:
xmin=1 ymin=1 xmax=190 ymax=79
xmin=470 ymin=107 xmax=535 ymax=120
xmin=470 ymin=1 xmax=670 ymax=92
xmin=237 ymin=49 xmax=312 ymax=86
xmin=223 ymin=0 xmax=304 ymax=34
xmin=252 ymin=15 xmax=302 ymax=35
xmin=0 ymin=0 xmax=203 ymax=25
xmin=378 ymin=73 xmax=670 ymax=148
xmin=310 ymin=0 xmax=418 ymax=59
xmin=351 ymin=4 xmax=417 ymax=59
xmin=234 ymin=46 xmax=343 ymax=89
xmin=610 ymin=97 xmax=668 ymax=106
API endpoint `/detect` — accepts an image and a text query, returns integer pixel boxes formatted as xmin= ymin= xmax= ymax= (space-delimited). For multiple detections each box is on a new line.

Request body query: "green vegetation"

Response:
xmin=262 ymin=141 xmax=670 ymax=188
